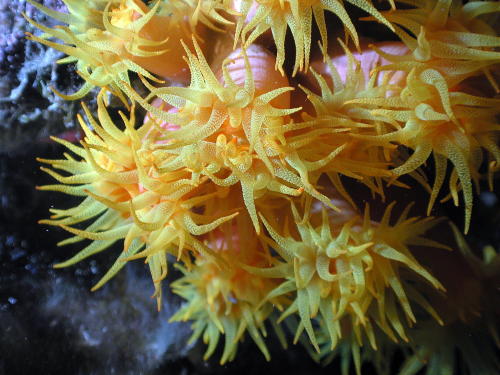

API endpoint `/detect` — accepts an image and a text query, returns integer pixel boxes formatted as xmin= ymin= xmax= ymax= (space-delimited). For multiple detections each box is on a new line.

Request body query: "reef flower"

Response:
xmin=370 ymin=0 xmax=500 ymax=89
xmin=294 ymin=42 xmax=403 ymax=204
xmin=129 ymin=40 xmax=340 ymax=232
xmin=170 ymin=213 xmax=287 ymax=364
xmin=232 ymin=0 xmax=394 ymax=75
xmin=25 ymin=0 xmax=230 ymax=99
xmin=247 ymin=199 xmax=445 ymax=352
xmin=349 ymin=69 xmax=500 ymax=233
xmin=38 ymin=92 xmax=237 ymax=309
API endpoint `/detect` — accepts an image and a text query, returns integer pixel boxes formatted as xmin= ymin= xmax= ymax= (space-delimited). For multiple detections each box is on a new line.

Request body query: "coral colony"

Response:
xmin=27 ymin=0 xmax=499 ymax=373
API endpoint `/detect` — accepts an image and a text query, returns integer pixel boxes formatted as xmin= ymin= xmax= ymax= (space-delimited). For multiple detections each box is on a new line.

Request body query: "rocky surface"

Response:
xmin=0 ymin=0 xmax=82 ymax=152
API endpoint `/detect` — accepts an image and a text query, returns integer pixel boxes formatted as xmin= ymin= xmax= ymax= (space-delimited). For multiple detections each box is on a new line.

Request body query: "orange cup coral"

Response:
xmin=31 ymin=0 xmax=500 ymax=372
xmin=38 ymin=91 xmax=238 ymax=309
xmin=250 ymin=199 xmax=445 ymax=353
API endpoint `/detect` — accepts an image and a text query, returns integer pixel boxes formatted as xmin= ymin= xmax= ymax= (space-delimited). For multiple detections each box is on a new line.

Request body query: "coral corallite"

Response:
xmin=30 ymin=0 xmax=500 ymax=373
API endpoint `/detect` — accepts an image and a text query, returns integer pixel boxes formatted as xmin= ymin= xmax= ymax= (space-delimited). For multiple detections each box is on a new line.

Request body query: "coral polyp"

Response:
xmin=373 ymin=0 xmax=500 ymax=88
xmin=170 ymin=213 xmax=285 ymax=364
xmin=234 ymin=0 xmax=394 ymax=75
xmin=38 ymin=92 xmax=237 ymax=308
xmin=24 ymin=0 xmax=228 ymax=99
xmin=252 ymin=200 xmax=444 ymax=353
xmin=128 ymin=39 xmax=340 ymax=232
xmin=29 ymin=0 xmax=500 ymax=372
xmin=350 ymin=63 xmax=500 ymax=233
xmin=296 ymin=42 xmax=400 ymax=203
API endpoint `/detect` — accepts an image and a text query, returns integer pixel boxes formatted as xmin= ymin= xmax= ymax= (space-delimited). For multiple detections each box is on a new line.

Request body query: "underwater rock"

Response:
xmin=0 ymin=0 xmax=81 ymax=152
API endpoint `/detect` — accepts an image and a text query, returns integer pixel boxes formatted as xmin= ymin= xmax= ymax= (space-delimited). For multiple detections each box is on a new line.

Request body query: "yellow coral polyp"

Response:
xmin=170 ymin=215 xmax=285 ymax=364
xmin=349 ymin=69 xmax=500 ymax=233
xmin=371 ymin=0 xmax=500 ymax=89
xmin=38 ymin=92 xmax=238 ymax=309
xmin=233 ymin=0 xmax=393 ymax=75
xmin=129 ymin=40 xmax=340 ymax=232
xmin=25 ymin=0 xmax=171 ymax=98
xmin=295 ymin=42 xmax=401 ymax=203
xmin=249 ymin=200 xmax=445 ymax=352
xmin=24 ymin=0 xmax=229 ymax=99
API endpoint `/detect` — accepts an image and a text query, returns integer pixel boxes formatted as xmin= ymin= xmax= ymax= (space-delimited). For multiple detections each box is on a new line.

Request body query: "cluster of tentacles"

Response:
xmin=30 ymin=0 xmax=499 ymax=373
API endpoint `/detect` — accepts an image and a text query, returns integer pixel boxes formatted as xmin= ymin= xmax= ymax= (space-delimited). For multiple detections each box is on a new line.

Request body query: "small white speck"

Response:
xmin=8 ymin=297 xmax=17 ymax=305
